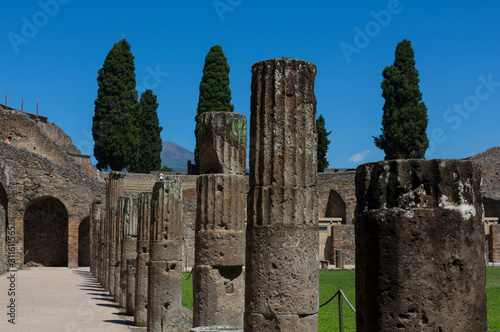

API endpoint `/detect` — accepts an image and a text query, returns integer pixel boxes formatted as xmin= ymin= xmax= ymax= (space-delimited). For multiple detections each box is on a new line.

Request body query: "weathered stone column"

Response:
xmin=100 ymin=207 xmax=108 ymax=288
xmin=105 ymin=172 xmax=125 ymax=293
xmin=245 ymin=58 xmax=319 ymax=331
xmin=148 ymin=181 xmax=192 ymax=332
xmin=107 ymin=206 xmax=117 ymax=295
xmin=126 ymin=258 xmax=136 ymax=315
xmin=90 ymin=200 xmax=103 ymax=277
xmin=355 ymin=159 xmax=486 ymax=331
xmin=119 ymin=196 xmax=138 ymax=313
xmin=194 ymin=112 xmax=247 ymax=328
xmin=114 ymin=197 xmax=125 ymax=303
xmin=97 ymin=205 xmax=106 ymax=285
xmin=135 ymin=192 xmax=152 ymax=327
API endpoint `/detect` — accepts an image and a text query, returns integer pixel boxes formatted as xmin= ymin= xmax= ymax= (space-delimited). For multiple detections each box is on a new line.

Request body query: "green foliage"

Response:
xmin=316 ymin=114 xmax=332 ymax=172
xmin=159 ymin=165 xmax=173 ymax=172
xmin=374 ymin=39 xmax=429 ymax=160
xmin=130 ymin=89 xmax=163 ymax=173
xmin=92 ymin=39 xmax=139 ymax=171
xmin=194 ymin=45 xmax=234 ymax=166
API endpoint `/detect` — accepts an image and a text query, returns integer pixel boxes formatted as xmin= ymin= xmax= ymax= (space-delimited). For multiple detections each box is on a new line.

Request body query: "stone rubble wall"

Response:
xmin=0 ymin=106 xmax=95 ymax=177
xmin=0 ymin=141 xmax=103 ymax=272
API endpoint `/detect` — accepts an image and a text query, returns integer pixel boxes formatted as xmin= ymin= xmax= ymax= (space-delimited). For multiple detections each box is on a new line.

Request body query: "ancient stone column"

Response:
xmin=114 ymin=197 xmax=125 ymax=303
xmin=135 ymin=192 xmax=152 ymax=327
xmin=355 ymin=159 xmax=486 ymax=331
xmin=120 ymin=196 xmax=138 ymax=313
xmin=148 ymin=181 xmax=192 ymax=332
xmin=108 ymin=171 xmax=126 ymax=207
xmin=100 ymin=207 xmax=108 ymax=288
xmin=126 ymin=258 xmax=136 ymax=316
xmin=245 ymin=58 xmax=319 ymax=331
xmin=194 ymin=112 xmax=247 ymax=328
xmin=107 ymin=206 xmax=117 ymax=295
xmin=90 ymin=200 xmax=103 ymax=277
xmin=99 ymin=208 xmax=106 ymax=286
xmin=105 ymin=172 xmax=125 ymax=293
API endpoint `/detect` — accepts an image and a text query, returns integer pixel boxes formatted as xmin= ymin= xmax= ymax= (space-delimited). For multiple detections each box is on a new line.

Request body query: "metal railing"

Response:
xmin=320 ymin=288 xmax=356 ymax=332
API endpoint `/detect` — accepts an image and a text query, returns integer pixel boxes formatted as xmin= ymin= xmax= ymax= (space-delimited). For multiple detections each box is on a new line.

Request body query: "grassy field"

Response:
xmin=183 ymin=267 xmax=500 ymax=331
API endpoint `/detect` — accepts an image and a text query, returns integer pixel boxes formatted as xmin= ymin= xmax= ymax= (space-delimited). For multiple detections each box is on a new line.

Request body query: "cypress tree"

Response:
xmin=131 ymin=89 xmax=163 ymax=173
xmin=316 ymin=114 xmax=331 ymax=172
xmin=194 ymin=45 xmax=234 ymax=167
xmin=373 ymin=39 xmax=429 ymax=160
xmin=92 ymin=39 xmax=139 ymax=171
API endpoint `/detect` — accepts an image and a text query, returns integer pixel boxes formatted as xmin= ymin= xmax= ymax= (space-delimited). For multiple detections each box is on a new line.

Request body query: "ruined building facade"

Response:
xmin=0 ymin=104 xmax=102 ymax=273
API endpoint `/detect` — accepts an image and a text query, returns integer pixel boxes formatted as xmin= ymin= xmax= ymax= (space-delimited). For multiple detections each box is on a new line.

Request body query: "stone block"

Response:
xmin=134 ymin=252 xmax=149 ymax=327
xmin=247 ymin=186 xmax=318 ymax=226
xmin=193 ymin=265 xmax=244 ymax=327
xmin=196 ymin=174 xmax=246 ymax=232
xmin=138 ymin=192 xmax=152 ymax=244
xmin=148 ymin=260 xmax=184 ymax=332
xmin=244 ymin=312 xmax=317 ymax=332
xmin=198 ymin=112 xmax=247 ymax=175
xmin=245 ymin=224 xmax=319 ymax=315
xmin=151 ymin=181 xmax=183 ymax=241
xmin=195 ymin=230 xmax=245 ymax=266
xmin=149 ymin=240 xmax=183 ymax=261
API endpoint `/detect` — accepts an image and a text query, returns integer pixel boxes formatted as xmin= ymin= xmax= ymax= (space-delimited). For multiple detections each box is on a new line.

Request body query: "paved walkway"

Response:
xmin=0 ymin=267 xmax=135 ymax=332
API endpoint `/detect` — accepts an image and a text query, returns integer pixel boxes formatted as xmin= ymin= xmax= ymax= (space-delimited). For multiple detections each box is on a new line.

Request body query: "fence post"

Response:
xmin=338 ymin=290 xmax=344 ymax=332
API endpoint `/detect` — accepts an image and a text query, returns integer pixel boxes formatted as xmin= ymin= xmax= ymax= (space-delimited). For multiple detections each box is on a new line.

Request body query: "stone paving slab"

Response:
xmin=0 ymin=267 xmax=134 ymax=332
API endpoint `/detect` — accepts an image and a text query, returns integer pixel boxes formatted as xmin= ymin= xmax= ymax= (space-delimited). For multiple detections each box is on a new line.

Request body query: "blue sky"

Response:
xmin=2 ymin=1 xmax=499 ymax=168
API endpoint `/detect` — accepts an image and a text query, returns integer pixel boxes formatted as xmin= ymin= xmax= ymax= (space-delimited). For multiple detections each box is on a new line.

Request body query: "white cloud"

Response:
xmin=348 ymin=150 xmax=377 ymax=163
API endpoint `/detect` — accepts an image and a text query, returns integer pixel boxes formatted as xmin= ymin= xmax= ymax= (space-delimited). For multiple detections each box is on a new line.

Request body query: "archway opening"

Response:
xmin=78 ymin=217 xmax=90 ymax=267
xmin=24 ymin=197 xmax=68 ymax=267
xmin=325 ymin=190 xmax=347 ymax=223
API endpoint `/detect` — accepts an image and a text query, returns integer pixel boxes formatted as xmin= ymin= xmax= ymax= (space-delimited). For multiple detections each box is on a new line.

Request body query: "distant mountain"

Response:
xmin=161 ymin=141 xmax=194 ymax=172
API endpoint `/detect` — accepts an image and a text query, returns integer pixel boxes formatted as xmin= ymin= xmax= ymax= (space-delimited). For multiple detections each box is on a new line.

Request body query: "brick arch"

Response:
xmin=78 ymin=217 xmax=90 ymax=267
xmin=24 ymin=196 xmax=68 ymax=267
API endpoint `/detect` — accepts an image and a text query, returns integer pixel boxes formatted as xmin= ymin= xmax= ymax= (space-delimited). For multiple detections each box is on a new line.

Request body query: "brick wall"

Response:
xmin=331 ymin=224 xmax=355 ymax=265
xmin=490 ymin=224 xmax=500 ymax=262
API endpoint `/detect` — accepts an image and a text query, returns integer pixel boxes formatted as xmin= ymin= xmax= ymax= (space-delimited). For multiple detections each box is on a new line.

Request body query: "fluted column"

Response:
xmin=118 ymin=196 xmax=138 ymax=311
xmin=148 ymin=181 xmax=192 ymax=332
xmin=135 ymin=192 xmax=152 ymax=327
xmin=194 ymin=112 xmax=247 ymax=328
xmin=245 ymin=58 xmax=319 ymax=331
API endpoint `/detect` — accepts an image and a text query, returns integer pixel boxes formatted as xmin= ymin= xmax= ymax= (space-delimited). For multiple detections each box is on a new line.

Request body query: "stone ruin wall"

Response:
xmin=0 ymin=142 xmax=102 ymax=273
xmin=0 ymin=105 xmax=95 ymax=177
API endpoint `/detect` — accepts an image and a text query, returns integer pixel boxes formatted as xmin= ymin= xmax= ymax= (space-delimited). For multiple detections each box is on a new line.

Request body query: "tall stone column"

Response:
xmin=148 ymin=181 xmax=192 ymax=332
xmin=355 ymin=159 xmax=486 ymax=331
xmin=107 ymin=206 xmax=117 ymax=295
xmin=135 ymin=192 xmax=152 ymax=327
xmin=98 ymin=208 xmax=106 ymax=286
xmin=114 ymin=197 xmax=125 ymax=303
xmin=194 ymin=112 xmax=247 ymax=328
xmin=119 ymin=196 xmax=138 ymax=313
xmin=245 ymin=58 xmax=319 ymax=331
xmin=105 ymin=172 xmax=125 ymax=293
xmin=90 ymin=200 xmax=103 ymax=277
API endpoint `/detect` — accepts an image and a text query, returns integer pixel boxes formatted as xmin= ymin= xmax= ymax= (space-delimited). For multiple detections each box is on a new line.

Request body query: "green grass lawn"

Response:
xmin=183 ymin=267 xmax=500 ymax=331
